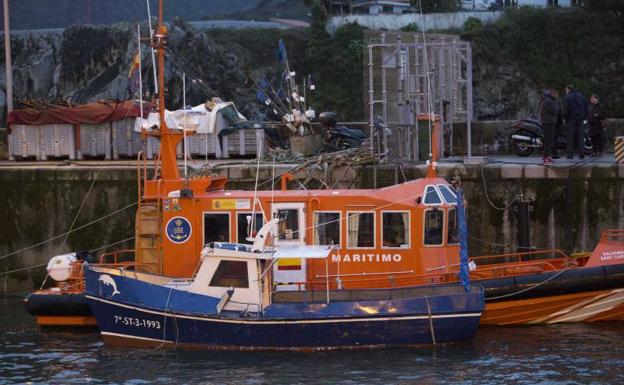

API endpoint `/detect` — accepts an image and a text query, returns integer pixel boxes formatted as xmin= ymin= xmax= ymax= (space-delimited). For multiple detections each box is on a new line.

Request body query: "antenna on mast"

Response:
xmin=183 ymin=72 xmax=188 ymax=179
xmin=146 ymin=0 xmax=158 ymax=95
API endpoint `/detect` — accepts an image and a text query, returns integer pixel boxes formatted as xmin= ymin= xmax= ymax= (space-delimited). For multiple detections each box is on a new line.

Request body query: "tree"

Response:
xmin=583 ymin=0 xmax=624 ymax=16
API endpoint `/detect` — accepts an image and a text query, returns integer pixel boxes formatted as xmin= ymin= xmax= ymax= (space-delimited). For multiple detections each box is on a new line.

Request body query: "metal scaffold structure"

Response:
xmin=364 ymin=31 xmax=474 ymax=161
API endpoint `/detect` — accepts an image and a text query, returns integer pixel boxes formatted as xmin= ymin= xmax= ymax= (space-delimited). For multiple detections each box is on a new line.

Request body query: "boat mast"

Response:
xmin=154 ymin=0 xmax=182 ymax=180
xmin=426 ymin=116 xmax=439 ymax=179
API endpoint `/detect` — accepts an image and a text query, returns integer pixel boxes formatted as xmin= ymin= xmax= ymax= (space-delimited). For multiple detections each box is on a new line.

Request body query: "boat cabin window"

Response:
xmin=423 ymin=185 xmax=442 ymax=205
xmin=447 ymin=208 xmax=459 ymax=244
xmin=204 ymin=213 xmax=230 ymax=244
xmin=276 ymin=209 xmax=300 ymax=240
xmin=382 ymin=212 xmax=410 ymax=248
xmin=424 ymin=209 xmax=444 ymax=246
xmin=209 ymin=260 xmax=249 ymax=288
xmin=314 ymin=212 xmax=341 ymax=248
xmin=347 ymin=212 xmax=375 ymax=248
xmin=438 ymin=185 xmax=458 ymax=204
xmin=237 ymin=213 xmax=263 ymax=244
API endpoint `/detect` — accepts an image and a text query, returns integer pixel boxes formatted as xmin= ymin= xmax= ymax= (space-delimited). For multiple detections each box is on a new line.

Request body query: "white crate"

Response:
xmin=40 ymin=124 xmax=75 ymax=160
xmin=112 ymin=118 xmax=143 ymax=159
xmin=8 ymin=125 xmax=40 ymax=160
xmin=79 ymin=123 xmax=111 ymax=159
xmin=222 ymin=129 xmax=264 ymax=158
xmin=186 ymin=132 xmax=217 ymax=157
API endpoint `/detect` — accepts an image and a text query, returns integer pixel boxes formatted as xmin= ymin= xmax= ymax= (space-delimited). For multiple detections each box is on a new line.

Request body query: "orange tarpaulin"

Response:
xmin=7 ymin=100 xmax=152 ymax=131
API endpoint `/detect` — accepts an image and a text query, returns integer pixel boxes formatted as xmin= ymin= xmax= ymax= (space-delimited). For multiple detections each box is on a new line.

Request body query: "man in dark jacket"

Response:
xmin=588 ymin=94 xmax=606 ymax=157
xmin=564 ymin=85 xmax=588 ymax=159
xmin=539 ymin=89 xmax=560 ymax=162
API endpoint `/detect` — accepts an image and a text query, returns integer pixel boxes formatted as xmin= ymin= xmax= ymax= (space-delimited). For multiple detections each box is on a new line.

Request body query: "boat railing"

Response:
xmin=470 ymin=249 xmax=569 ymax=266
xmin=98 ymin=249 xmax=136 ymax=265
xmin=601 ymin=229 xmax=624 ymax=243
xmin=276 ymin=270 xmax=459 ymax=293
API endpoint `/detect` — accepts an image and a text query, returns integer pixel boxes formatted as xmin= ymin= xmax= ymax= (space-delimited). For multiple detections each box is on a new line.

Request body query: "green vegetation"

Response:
xmin=400 ymin=23 xmax=420 ymax=33
xmin=463 ymin=7 xmax=624 ymax=117
xmin=301 ymin=23 xmax=366 ymax=121
xmin=463 ymin=17 xmax=482 ymax=32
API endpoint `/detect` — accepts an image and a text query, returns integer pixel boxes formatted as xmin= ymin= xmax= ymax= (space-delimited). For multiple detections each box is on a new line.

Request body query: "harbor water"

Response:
xmin=1 ymin=296 xmax=623 ymax=385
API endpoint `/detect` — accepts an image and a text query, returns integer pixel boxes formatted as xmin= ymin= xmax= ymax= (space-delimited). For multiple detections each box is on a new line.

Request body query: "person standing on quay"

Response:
xmin=539 ymin=89 xmax=560 ymax=163
xmin=564 ymin=84 xmax=588 ymax=159
xmin=587 ymin=94 xmax=606 ymax=157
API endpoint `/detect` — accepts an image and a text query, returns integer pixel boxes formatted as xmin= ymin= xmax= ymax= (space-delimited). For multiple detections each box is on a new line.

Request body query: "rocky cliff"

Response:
xmin=0 ymin=22 xmax=310 ymax=125
xmin=1 ymin=7 xmax=622 ymax=129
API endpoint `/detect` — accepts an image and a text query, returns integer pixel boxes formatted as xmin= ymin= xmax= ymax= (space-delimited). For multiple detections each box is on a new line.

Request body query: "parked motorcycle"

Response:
xmin=510 ymin=118 xmax=593 ymax=157
xmin=318 ymin=112 xmax=366 ymax=152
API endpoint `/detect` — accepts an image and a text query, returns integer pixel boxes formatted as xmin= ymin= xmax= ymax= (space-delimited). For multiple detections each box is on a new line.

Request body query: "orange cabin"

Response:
xmin=137 ymin=175 xmax=463 ymax=291
xmin=134 ymin=115 xmax=462 ymax=291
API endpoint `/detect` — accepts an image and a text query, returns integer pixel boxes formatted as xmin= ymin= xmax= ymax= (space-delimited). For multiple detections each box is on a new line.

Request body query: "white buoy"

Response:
xmin=46 ymin=253 xmax=78 ymax=282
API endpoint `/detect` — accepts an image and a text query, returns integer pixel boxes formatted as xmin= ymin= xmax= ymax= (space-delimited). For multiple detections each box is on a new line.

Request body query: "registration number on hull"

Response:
xmin=113 ymin=315 xmax=161 ymax=329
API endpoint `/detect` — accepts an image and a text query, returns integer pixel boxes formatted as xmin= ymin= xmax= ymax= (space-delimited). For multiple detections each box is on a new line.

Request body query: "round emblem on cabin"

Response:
xmin=166 ymin=216 xmax=192 ymax=244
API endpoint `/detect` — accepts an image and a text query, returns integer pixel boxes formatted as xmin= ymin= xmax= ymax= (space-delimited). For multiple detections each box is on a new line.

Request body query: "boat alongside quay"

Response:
xmin=16 ymin=0 xmax=624 ymax=337
xmin=83 ymin=234 xmax=483 ymax=350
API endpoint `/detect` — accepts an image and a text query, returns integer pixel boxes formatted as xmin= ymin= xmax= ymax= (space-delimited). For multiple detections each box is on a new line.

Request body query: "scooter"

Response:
xmin=510 ymin=118 xmax=593 ymax=157
xmin=318 ymin=112 xmax=366 ymax=152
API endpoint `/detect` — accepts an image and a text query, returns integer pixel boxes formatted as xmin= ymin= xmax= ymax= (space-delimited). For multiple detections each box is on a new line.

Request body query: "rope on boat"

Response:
xmin=37 ymin=173 xmax=100 ymax=290
xmin=0 ymin=262 xmax=47 ymax=277
xmin=0 ymin=202 xmax=138 ymax=262
xmin=154 ymin=286 xmax=174 ymax=351
xmin=57 ymin=174 xmax=99 ymax=254
xmin=424 ymin=295 xmax=436 ymax=345
xmin=480 ymin=164 xmax=518 ymax=211
xmin=485 ymin=266 xmax=574 ymax=301
xmin=88 ymin=237 xmax=136 ymax=254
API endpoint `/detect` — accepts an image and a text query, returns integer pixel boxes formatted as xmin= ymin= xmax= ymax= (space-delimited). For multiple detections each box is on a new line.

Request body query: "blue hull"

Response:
xmin=84 ymin=268 xmax=484 ymax=351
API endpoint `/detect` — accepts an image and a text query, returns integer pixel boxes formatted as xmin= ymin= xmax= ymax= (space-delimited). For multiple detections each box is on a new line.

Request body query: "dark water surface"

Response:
xmin=1 ymin=297 xmax=623 ymax=385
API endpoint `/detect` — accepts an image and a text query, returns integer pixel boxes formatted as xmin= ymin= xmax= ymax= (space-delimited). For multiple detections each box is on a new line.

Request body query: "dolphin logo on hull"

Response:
xmin=98 ymin=274 xmax=120 ymax=296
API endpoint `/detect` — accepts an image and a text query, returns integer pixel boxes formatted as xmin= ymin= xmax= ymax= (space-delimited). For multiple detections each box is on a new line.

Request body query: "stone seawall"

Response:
xmin=1 ymin=161 xmax=623 ymax=292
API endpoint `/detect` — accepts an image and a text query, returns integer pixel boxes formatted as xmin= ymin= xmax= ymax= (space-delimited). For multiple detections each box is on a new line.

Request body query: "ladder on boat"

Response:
xmin=135 ymin=202 xmax=162 ymax=274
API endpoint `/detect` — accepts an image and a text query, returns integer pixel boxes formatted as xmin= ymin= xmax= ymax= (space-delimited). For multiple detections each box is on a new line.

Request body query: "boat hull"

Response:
xmin=24 ymin=291 xmax=96 ymax=327
xmin=482 ymin=288 xmax=624 ymax=325
xmin=86 ymin=295 xmax=481 ymax=351
xmin=479 ymin=264 xmax=624 ymax=325
xmin=84 ymin=267 xmax=483 ymax=350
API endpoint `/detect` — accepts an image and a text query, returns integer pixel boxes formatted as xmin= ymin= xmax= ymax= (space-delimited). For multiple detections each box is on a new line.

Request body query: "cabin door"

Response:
xmin=272 ymin=202 xmax=306 ymax=291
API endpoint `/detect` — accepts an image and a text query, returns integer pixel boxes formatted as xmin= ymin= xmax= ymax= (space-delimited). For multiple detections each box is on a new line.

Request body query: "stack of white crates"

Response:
xmin=220 ymin=129 xmax=264 ymax=158
xmin=8 ymin=125 xmax=39 ymax=160
xmin=112 ymin=118 xmax=143 ymax=159
xmin=40 ymin=124 xmax=75 ymax=160
xmin=79 ymin=123 xmax=111 ymax=159
xmin=186 ymin=132 xmax=217 ymax=158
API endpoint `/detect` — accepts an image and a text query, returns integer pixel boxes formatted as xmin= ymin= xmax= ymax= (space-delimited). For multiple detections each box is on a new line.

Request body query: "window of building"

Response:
xmin=423 ymin=185 xmax=442 ymax=205
xmin=204 ymin=213 xmax=230 ymax=245
xmin=314 ymin=212 xmax=340 ymax=247
xmin=237 ymin=213 xmax=263 ymax=244
xmin=382 ymin=212 xmax=410 ymax=248
xmin=209 ymin=260 xmax=249 ymax=288
xmin=447 ymin=208 xmax=459 ymax=244
xmin=424 ymin=209 xmax=444 ymax=246
xmin=276 ymin=209 xmax=300 ymax=240
xmin=347 ymin=212 xmax=375 ymax=248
